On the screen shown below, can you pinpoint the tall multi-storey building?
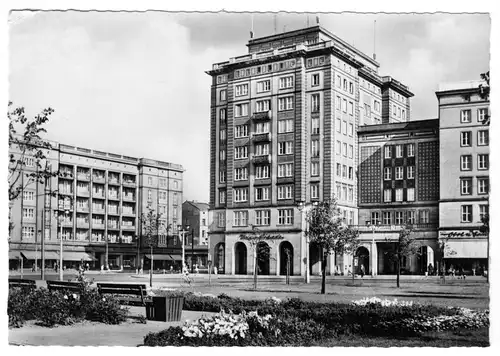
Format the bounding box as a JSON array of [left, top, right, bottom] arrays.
[[207, 25, 413, 276], [356, 119, 439, 275], [181, 201, 211, 268], [436, 81, 489, 272], [8, 140, 184, 271]]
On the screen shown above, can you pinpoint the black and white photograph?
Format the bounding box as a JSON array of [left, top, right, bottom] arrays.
[[4, 2, 494, 348]]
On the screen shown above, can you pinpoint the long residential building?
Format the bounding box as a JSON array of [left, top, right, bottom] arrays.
[[206, 25, 489, 276], [9, 140, 185, 271]]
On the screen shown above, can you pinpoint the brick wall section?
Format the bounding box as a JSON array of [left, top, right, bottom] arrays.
[[417, 140, 439, 201], [294, 58, 307, 202], [359, 146, 382, 204], [322, 64, 333, 198]]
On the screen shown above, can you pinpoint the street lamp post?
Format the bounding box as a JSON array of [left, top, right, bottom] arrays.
[[366, 220, 380, 277], [191, 228, 195, 273], [177, 225, 187, 273], [298, 201, 317, 284]]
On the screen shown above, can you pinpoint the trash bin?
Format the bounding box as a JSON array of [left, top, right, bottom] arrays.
[[146, 296, 184, 322]]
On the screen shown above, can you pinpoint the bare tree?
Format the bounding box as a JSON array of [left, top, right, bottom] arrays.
[[141, 207, 165, 287], [385, 225, 419, 288]]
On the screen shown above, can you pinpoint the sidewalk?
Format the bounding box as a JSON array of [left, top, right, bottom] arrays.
[[8, 310, 215, 346]]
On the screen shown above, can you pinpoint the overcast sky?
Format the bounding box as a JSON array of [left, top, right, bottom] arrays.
[[9, 11, 490, 202]]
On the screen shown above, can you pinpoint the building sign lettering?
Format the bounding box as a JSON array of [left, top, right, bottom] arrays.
[[440, 230, 486, 238]]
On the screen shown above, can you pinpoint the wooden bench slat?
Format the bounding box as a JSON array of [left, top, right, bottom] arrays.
[[96, 283, 149, 307], [98, 288, 145, 296]]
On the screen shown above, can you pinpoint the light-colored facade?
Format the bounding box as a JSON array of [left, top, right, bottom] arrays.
[[9, 140, 184, 271], [206, 25, 413, 276], [181, 201, 211, 268], [437, 81, 489, 271]]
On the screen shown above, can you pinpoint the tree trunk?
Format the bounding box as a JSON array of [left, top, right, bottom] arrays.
[[442, 259, 446, 284], [254, 249, 258, 290], [396, 257, 400, 288], [321, 252, 328, 294], [149, 245, 153, 288]]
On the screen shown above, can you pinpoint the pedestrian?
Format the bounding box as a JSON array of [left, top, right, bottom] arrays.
[[460, 266, 466, 279], [360, 264, 365, 278], [100, 264, 104, 274], [86, 263, 89, 271], [213, 266, 218, 275], [472, 267, 476, 276], [170, 265, 173, 274], [428, 263, 434, 276]]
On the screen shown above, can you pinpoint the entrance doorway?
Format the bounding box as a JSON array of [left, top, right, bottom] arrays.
[[257, 241, 270, 275], [355, 247, 369, 274], [279, 241, 294, 276], [235, 242, 248, 275]]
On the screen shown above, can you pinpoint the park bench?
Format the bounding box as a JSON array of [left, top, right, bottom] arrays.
[[96, 283, 151, 307], [46, 280, 85, 293], [9, 278, 36, 290]]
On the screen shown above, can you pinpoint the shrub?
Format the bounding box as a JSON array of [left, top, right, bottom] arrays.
[[8, 287, 38, 328]]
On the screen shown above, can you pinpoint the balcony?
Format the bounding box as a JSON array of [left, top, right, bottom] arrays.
[[77, 173, 90, 181], [108, 194, 120, 201], [120, 236, 134, 244], [107, 224, 119, 230], [59, 172, 74, 179], [251, 111, 272, 121], [61, 221, 73, 228], [76, 190, 90, 197], [252, 154, 271, 165], [92, 223, 105, 229], [122, 180, 136, 187], [76, 206, 89, 213], [108, 178, 120, 186], [121, 224, 136, 231], [93, 175, 105, 183], [351, 223, 438, 232], [92, 191, 105, 199], [92, 207, 105, 214], [107, 209, 119, 215], [122, 210, 136, 217], [122, 194, 136, 202], [252, 133, 271, 143], [59, 190, 73, 196], [76, 221, 89, 228]]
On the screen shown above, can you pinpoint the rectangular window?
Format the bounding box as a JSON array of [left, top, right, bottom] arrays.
[[392, 104, 396, 117], [255, 165, 270, 179], [461, 109, 471, 123], [371, 212, 380, 225], [255, 187, 270, 201], [24, 157, 34, 167], [461, 155, 472, 171], [219, 129, 226, 141], [278, 141, 293, 155], [407, 143, 415, 157], [383, 212, 392, 225], [233, 211, 248, 226], [342, 186, 348, 201], [336, 184, 341, 200], [278, 209, 294, 225], [396, 145, 403, 158], [385, 146, 392, 159], [256, 80, 271, 93], [461, 205, 472, 223], [342, 120, 347, 135], [407, 166, 415, 179], [348, 123, 353, 137], [348, 187, 353, 202], [348, 145, 353, 159], [460, 178, 472, 195], [395, 211, 404, 225], [342, 143, 347, 157], [256, 100, 271, 113], [478, 154, 489, 170], [311, 94, 320, 112], [311, 162, 319, 176], [336, 140, 341, 155], [278, 186, 293, 200], [255, 210, 271, 226], [22, 226, 35, 239], [384, 167, 392, 180], [420, 210, 430, 224], [219, 150, 226, 161], [407, 211, 416, 224], [348, 102, 354, 115], [460, 131, 472, 146], [234, 167, 248, 181], [349, 82, 354, 94], [255, 122, 270, 134], [278, 119, 294, 133], [397, 107, 401, 118], [395, 188, 403, 202], [336, 163, 341, 177], [234, 188, 248, 202], [478, 177, 489, 194], [478, 108, 488, 123], [219, 190, 226, 204], [220, 90, 227, 101], [348, 167, 353, 180], [234, 146, 248, 159], [278, 163, 293, 177], [384, 189, 392, 202], [312, 140, 320, 157], [336, 75, 341, 88], [278, 96, 294, 111], [23, 208, 34, 219], [312, 73, 320, 86], [235, 84, 248, 97], [336, 96, 341, 111], [478, 130, 489, 146], [279, 76, 293, 89], [343, 79, 348, 91], [407, 188, 415, 202], [235, 103, 249, 117], [235, 125, 249, 138], [255, 143, 269, 156], [312, 118, 320, 134], [23, 190, 34, 201], [311, 184, 319, 199], [395, 166, 403, 180], [219, 108, 226, 124], [374, 101, 381, 113], [336, 118, 341, 133], [342, 99, 347, 112], [479, 205, 489, 221]]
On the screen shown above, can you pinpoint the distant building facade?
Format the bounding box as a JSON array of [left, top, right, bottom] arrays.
[[182, 200, 211, 268], [8, 141, 184, 271]]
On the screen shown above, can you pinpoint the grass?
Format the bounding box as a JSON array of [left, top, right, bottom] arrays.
[[311, 328, 489, 347]]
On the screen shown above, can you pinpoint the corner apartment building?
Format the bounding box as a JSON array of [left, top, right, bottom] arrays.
[[437, 81, 489, 272], [356, 119, 439, 275], [206, 25, 413, 276], [9, 140, 184, 271]]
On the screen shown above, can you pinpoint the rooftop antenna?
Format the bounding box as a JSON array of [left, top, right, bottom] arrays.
[[373, 19, 377, 60], [250, 13, 254, 39]]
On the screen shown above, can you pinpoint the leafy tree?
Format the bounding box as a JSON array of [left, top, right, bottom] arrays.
[[437, 238, 456, 285], [240, 226, 283, 290], [479, 213, 490, 283], [8, 102, 57, 202], [385, 225, 419, 288], [141, 207, 165, 287], [478, 71, 490, 124], [305, 198, 360, 294]]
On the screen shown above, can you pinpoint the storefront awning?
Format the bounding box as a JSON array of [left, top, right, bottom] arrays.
[[9, 251, 21, 260], [444, 240, 487, 259], [21, 251, 60, 260], [145, 254, 182, 261], [61, 252, 96, 261]]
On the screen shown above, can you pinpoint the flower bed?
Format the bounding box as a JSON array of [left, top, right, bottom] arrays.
[[143, 293, 489, 346], [8, 286, 128, 328]]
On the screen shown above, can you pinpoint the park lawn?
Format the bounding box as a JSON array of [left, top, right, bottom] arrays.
[[312, 328, 489, 347]]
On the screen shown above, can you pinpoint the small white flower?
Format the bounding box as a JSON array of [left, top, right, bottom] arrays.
[[72, 294, 77, 299], [63, 295, 68, 300]]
